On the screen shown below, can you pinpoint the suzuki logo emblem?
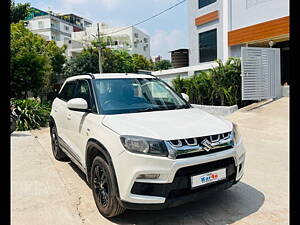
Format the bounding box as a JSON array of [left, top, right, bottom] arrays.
[[201, 139, 213, 152]]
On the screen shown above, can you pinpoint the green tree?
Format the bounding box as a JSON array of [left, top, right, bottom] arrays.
[[63, 46, 154, 77], [113, 50, 135, 73], [131, 54, 153, 72], [153, 59, 172, 71], [42, 41, 67, 100], [45, 41, 67, 77], [10, 1, 30, 23], [11, 22, 66, 99], [11, 22, 51, 98], [63, 47, 99, 77]]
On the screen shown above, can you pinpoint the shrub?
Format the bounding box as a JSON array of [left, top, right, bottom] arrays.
[[11, 98, 51, 131], [172, 57, 246, 107]]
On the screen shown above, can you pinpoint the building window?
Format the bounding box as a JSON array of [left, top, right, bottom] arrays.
[[199, 29, 217, 63], [198, 0, 217, 9], [38, 21, 44, 29], [65, 25, 69, 31]]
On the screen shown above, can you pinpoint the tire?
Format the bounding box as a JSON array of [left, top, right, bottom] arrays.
[[91, 156, 125, 218], [50, 126, 68, 161], [10, 115, 16, 134]]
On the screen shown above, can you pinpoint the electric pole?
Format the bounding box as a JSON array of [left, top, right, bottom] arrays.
[[97, 23, 103, 73]]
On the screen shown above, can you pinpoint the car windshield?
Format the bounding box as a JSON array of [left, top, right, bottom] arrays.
[[93, 78, 190, 115]]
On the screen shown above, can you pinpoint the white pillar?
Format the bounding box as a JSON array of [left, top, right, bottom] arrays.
[[222, 0, 229, 62]]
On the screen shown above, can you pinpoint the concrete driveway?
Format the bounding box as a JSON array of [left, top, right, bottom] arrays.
[[11, 97, 289, 225]]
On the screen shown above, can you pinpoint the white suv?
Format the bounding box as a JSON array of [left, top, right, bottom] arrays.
[[50, 73, 245, 217]]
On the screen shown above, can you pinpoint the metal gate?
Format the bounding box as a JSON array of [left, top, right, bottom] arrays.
[[241, 47, 281, 100]]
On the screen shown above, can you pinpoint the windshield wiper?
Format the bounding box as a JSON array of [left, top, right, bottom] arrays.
[[166, 104, 190, 110], [136, 107, 160, 112], [135, 104, 190, 113], [136, 106, 171, 113], [176, 104, 190, 109]]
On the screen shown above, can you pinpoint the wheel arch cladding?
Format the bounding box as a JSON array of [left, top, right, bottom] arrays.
[[85, 139, 117, 185]]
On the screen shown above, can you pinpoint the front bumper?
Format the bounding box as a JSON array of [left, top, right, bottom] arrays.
[[120, 178, 235, 210], [113, 140, 245, 208]]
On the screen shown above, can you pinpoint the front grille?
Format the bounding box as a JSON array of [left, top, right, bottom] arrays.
[[167, 132, 233, 159], [176, 146, 232, 159], [131, 157, 236, 198], [169, 132, 232, 147]]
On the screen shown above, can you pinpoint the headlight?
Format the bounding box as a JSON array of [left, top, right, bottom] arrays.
[[232, 122, 241, 145], [120, 135, 168, 157]]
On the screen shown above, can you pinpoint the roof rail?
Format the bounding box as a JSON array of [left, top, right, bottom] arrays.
[[83, 73, 95, 79], [137, 70, 157, 78], [137, 70, 152, 75], [71, 73, 95, 79]]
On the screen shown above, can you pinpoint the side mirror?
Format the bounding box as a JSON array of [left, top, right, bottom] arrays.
[[181, 93, 189, 102], [67, 98, 88, 111]]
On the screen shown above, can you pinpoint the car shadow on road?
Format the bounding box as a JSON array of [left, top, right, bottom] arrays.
[[110, 182, 265, 225], [68, 161, 91, 188]]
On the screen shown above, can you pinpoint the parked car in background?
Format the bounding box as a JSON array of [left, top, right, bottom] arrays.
[[49, 73, 246, 217]]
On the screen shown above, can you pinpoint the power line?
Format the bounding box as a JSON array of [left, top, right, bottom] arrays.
[[101, 0, 186, 37]]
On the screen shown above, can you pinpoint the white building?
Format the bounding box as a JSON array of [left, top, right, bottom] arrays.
[[72, 23, 151, 58], [25, 7, 92, 43], [26, 14, 73, 42], [25, 8, 151, 59], [154, 0, 289, 89]]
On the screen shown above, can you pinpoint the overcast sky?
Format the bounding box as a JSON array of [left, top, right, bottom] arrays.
[[15, 0, 188, 59]]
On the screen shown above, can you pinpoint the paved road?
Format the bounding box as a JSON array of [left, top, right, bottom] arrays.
[[11, 97, 289, 225]]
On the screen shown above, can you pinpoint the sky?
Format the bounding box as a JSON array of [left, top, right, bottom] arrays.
[[15, 0, 188, 60]]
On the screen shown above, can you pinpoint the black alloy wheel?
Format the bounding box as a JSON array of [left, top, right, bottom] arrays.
[[50, 126, 67, 160], [91, 156, 125, 217], [93, 165, 110, 208]]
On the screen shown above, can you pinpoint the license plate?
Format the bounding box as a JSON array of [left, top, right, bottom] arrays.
[[191, 168, 226, 188]]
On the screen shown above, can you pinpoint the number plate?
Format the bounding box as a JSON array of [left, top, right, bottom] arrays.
[[191, 168, 226, 188]]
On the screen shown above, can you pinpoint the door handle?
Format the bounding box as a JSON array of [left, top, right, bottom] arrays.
[[67, 114, 71, 120]]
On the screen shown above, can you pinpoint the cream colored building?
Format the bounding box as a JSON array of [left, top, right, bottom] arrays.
[[72, 23, 151, 58]]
